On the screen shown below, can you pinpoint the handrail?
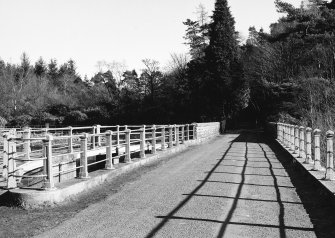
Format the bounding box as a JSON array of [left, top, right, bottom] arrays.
[[0, 123, 198, 190], [274, 122, 334, 180]]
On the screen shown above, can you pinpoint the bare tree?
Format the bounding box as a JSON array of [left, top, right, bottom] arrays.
[[141, 59, 163, 102], [165, 53, 190, 78], [95, 60, 127, 83]]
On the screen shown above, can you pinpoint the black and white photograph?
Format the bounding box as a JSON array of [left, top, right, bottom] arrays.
[[1, 0, 335, 237]]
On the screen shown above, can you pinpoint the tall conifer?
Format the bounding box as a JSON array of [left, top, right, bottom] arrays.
[[206, 0, 239, 118]]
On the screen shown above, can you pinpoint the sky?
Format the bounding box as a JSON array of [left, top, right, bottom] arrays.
[[0, 0, 304, 78]]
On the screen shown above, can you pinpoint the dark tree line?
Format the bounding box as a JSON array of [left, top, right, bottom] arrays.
[[242, 0, 335, 131], [0, 0, 247, 127], [2, 0, 330, 129]]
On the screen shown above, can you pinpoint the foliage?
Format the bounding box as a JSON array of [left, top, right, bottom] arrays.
[[242, 0, 335, 129], [0, 1, 253, 127]]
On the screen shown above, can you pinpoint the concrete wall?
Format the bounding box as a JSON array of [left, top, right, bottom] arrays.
[[196, 122, 221, 141]]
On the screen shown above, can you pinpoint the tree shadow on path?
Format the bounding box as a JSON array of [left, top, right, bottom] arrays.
[[267, 133, 335, 238], [145, 130, 334, 238]]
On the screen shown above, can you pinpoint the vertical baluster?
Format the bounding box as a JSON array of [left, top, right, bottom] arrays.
[[286, 124, 290, 148], [124, 129, 131, 163], [325, 130, 335, 180], [169, 125, 173, 148], [91, 126, 96, 150], [290, 125, 295, 151], [294, 125, 299, 154], [151, 125, 156, 154], [313, 129, 322, 171], [116, 125, 120, 155], [161, 126, 166, 151], [2, 133, 8, 180], [7, 133, 17, 189], [68, 126, 73, 153], [105, 130, 114, 170], [43, 134, 55, 190], [79, 133, 89, 179], [193, 123, 198, 139], [140, 128, 146, 158], [22, 128, 31, 161], [175, 125, 179, 145], [299, 126, 305, 159], [181, 125, 185, 144], [281, 123, 285, 144], [305, 127, 312, 164], [96, 125, 101, 147]]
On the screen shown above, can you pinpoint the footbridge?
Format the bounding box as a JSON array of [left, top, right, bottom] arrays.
[[2, 122, 335, 237]]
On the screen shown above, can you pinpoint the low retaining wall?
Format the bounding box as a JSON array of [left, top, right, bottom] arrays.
[[196, 122, 221, 141]]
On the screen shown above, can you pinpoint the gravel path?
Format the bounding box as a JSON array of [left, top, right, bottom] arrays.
[[35, 131, 316, 238]]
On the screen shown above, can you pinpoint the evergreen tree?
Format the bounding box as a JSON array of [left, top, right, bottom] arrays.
[[47, 59, 59, 81], [205, 0, 240, 119], [34, 57, 47, 78], [20, 52, 31, 78]]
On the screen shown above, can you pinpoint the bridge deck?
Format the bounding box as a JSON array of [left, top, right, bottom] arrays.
[[34, 131, 318, 238]]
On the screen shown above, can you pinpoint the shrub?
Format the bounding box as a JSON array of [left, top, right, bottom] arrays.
[[9, 115, 33, 127], [63, 110, 88, 125]]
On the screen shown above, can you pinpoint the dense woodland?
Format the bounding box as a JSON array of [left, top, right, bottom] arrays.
[[1, 0, 335, 129]]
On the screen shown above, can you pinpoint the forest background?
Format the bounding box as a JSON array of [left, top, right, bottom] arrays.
[[0, 0, 334, 132]]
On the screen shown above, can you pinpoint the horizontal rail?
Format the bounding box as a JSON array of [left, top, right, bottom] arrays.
[[1, 123, 198, 190]]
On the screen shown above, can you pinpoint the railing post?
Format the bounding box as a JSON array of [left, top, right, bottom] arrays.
[[290, 125, 295, 151], [294, 125, 299, 154], [313, 129, 322, 171], [161, 126, 166, 151], [151, 125, 156, 154], [288, 124, 291, 148], [96, 124, 101, 147], [277, 123, 281, 141], [79, 133, 89, 179], [7, 133, 17, 189], [305, 127, 312, 164], [116, 125, 120, 155], [169, 125, 173, 148], [44, 127, 48, 137], [68, 126, 73, 153], [193, 123, 198, 139], [282, 123, 285, 143], [2, 133, 8, 180], [175, 125, 179, 145], [174, 124, 177, 144], [124, 129, 131, 163], [91, 126, 96, 149], [283, 124, 286, 144], [105, 130, 114, 170], [325, 130, 335, 180], [43, 134, 55, 190], [298, 126, 305, 159], [285, 124, 289, 148], [140, 128, 146, 158], [22, 127, 31, 161], [186, 124, 190, 141], [181, 125, 185, 144]]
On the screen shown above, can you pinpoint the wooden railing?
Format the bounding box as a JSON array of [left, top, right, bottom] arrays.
[[0, 124, 197, 190]]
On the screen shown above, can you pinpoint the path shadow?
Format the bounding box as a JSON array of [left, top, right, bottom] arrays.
[[145, 130, 320, 238], [266, 133, 335, 238]]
